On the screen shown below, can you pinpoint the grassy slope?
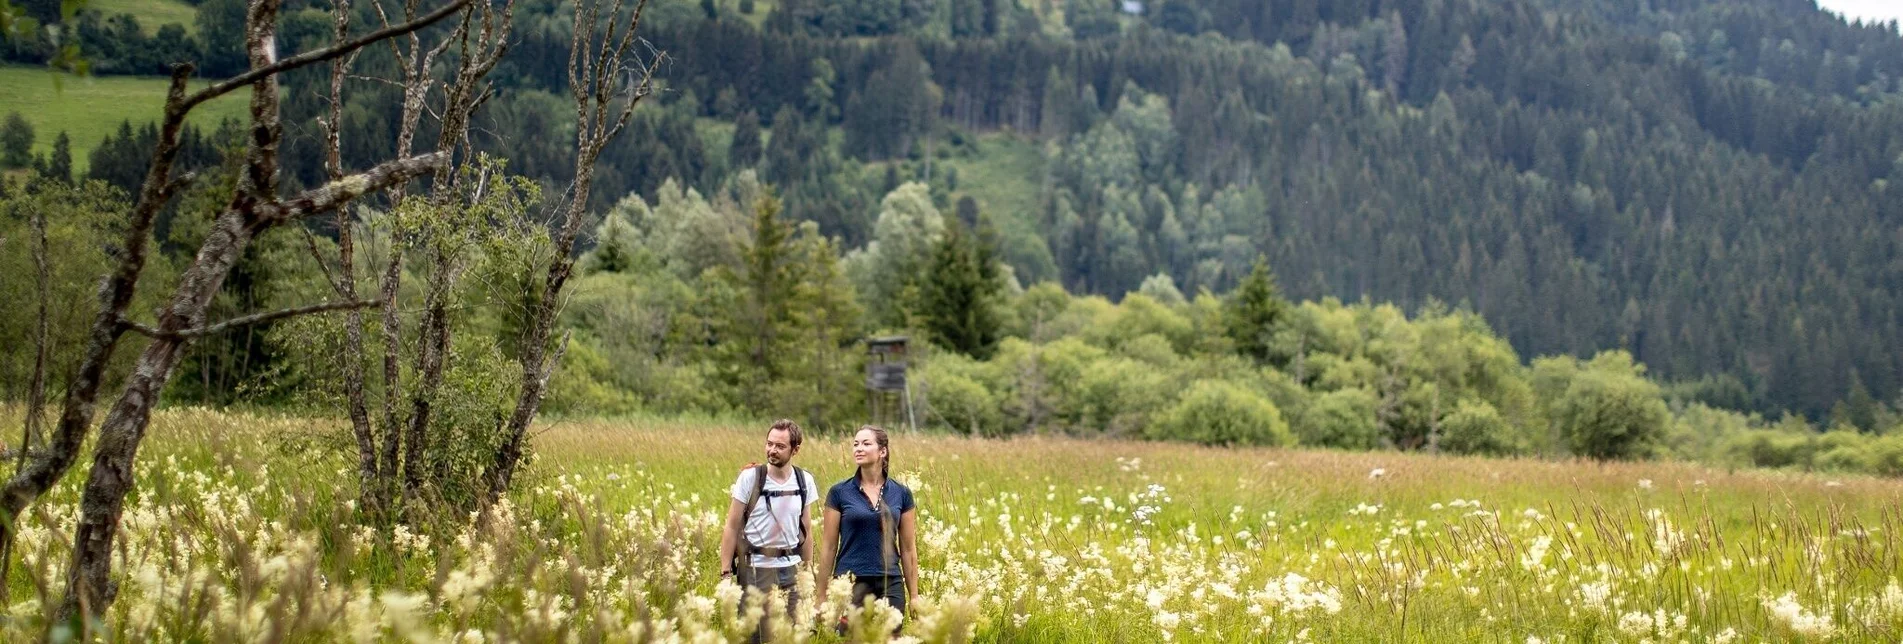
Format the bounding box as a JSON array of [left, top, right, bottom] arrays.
[[91, 0, 199, 33], [943, 131, 1046, 238], [0, 66, 251, 174]]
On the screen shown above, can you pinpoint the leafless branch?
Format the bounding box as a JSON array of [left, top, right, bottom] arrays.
[[181, 0, 472, 114]]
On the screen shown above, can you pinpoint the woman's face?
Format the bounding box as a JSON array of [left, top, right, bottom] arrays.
[[851, 429, 884, 467]]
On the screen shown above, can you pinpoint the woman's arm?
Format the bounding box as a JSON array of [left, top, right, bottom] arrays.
[[899, 508, 919, 612], [817, 507, 842, 600]]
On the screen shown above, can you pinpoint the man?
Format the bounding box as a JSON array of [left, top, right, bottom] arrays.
[[718, 418, 820, 641]]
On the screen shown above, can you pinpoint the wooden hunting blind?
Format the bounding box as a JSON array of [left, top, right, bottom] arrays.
[[865, 336, 916, 432]]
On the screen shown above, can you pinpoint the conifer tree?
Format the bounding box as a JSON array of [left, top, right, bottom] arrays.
[[922, 214, 1002, 359], [1224, 256, 1288, 365]]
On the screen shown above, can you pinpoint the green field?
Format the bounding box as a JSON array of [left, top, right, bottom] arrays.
[[2, 407, 1900, 641], [0, 66, 251, 175], [91, 0, 199, 33]]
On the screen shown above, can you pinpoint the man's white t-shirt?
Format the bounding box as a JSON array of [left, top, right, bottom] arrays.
[[729, 466, 821, 569]]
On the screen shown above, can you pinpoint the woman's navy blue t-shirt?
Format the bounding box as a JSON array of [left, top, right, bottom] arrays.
[[826, 477, 915, 577]]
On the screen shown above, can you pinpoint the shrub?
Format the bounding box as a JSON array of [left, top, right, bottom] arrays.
[[1555, 366, 1670, 460], [1300, 387, 1381, 449], [922, 368, 1004, 436], [1076, 357, 1175, 436], [1439, 399, 1523, 456], [1148, 380, 1293, 447]]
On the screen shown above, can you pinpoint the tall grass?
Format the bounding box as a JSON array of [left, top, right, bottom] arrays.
[[1, 407, 1900, 641]]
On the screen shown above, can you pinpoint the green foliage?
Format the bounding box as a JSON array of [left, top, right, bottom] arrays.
[[728, 110, 763, 169], [0, 177, 162, 400], [920, 353, 1002, 436], [1223, 257, 1287, 366], [0, 110, 30, 167], [1551, 352, 1672, 460], [1148, 380, 1293, 447], [846, 181, 943, 328], [1300, 387, 1380, 449], [44, 130, 70, 183], [842, 42, 940, 160], [1439, 399, 1521, 456], [1137, 272, 1184, 305], [921, 215, 1003, 359]]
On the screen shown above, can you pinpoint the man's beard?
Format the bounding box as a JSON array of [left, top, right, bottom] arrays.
[[766, 454, 788, 467]]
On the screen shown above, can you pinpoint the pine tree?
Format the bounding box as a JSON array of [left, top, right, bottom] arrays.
[[0, 112, 32, 169], [922, 215, 1002, 359], [1223, 256, 1288, 365], [729, 110, 763, 169], [47, 131, 72, 184], [712, 194, 804, 406]]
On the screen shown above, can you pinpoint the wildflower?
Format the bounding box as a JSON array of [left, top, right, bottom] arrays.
[[1764, 592, 1835, 637], [1637, 479, 1653, 490], [1368, 468, 1387, 479]]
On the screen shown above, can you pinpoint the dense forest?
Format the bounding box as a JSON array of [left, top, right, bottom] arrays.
[[3, 0, 1903, 454]]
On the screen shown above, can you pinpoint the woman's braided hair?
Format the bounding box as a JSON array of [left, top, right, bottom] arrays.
[[855, 425, 897, 576]]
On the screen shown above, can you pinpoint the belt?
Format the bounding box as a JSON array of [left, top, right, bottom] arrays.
[[748, 545, 798, 558]]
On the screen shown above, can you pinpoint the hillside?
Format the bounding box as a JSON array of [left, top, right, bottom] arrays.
[[7, 0, 1903, 421], [0, 66, 250, 174]]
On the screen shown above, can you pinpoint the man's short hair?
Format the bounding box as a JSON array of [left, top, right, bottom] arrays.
[[768, 419, 803, 449]]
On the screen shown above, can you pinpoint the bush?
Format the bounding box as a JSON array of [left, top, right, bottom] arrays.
[[1724, 430, 1815, 469], [1300, 387, 1380, 449], [1868, 436, 1903, 476], [1148, 380, 1293, 447], [1076, 357, 1175, 436], [1439, 399, 1523, 456], [921, 358, 1004, 436], [1555, 366, 1670, 460]]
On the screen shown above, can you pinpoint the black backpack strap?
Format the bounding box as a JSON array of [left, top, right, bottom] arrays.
[[737, 464, 769, 558], [793, 466, 809, 550]]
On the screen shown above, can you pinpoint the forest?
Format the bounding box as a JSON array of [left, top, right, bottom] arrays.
[[3, 0, 1903, 463]]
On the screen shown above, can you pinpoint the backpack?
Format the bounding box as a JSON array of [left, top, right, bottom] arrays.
[[737, 464, 809, 564]]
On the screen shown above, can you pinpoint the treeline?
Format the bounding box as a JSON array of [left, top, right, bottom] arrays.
[[9, 158, 1903, 477]]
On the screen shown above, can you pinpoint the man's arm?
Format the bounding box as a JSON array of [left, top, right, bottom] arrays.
[[717, 497, 748, 578]]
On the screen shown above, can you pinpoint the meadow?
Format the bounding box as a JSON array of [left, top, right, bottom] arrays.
[[0, 65, 251, 174], [1, 407, 1901, 642]]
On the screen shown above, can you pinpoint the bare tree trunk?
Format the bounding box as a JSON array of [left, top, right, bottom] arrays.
[[57, 0, 470, 618], [319, 0, 384, 523], [485, 0, 658, 508]]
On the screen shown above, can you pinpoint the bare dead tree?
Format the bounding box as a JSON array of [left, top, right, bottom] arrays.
[[34, 0, 477, 620], [485, 0, 660, 507], [398, 0, 513, 511], [312, 0, 511, 523]]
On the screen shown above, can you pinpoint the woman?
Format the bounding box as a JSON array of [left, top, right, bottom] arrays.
[[817, 425, 918, 626]]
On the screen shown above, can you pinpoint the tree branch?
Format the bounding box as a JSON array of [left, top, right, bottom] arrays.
[[180, 0, 471, 113], [261, 151, 449, 223], [120, 300, 382, 340]]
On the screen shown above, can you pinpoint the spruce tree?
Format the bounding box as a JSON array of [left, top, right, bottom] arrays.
[[729, 111, 763, 169], [922, 215, 1002, 359], [0, 112, 32, 168], [48, 131, 73, 184], [1223, 256, 1288, 365]]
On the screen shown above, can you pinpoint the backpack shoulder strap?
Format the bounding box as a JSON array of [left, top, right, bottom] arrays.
[[793, 466, 810, 546], [742, 464, 768, 523]]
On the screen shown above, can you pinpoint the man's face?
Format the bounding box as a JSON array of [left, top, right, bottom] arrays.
[[765, 428, 797, 467]]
